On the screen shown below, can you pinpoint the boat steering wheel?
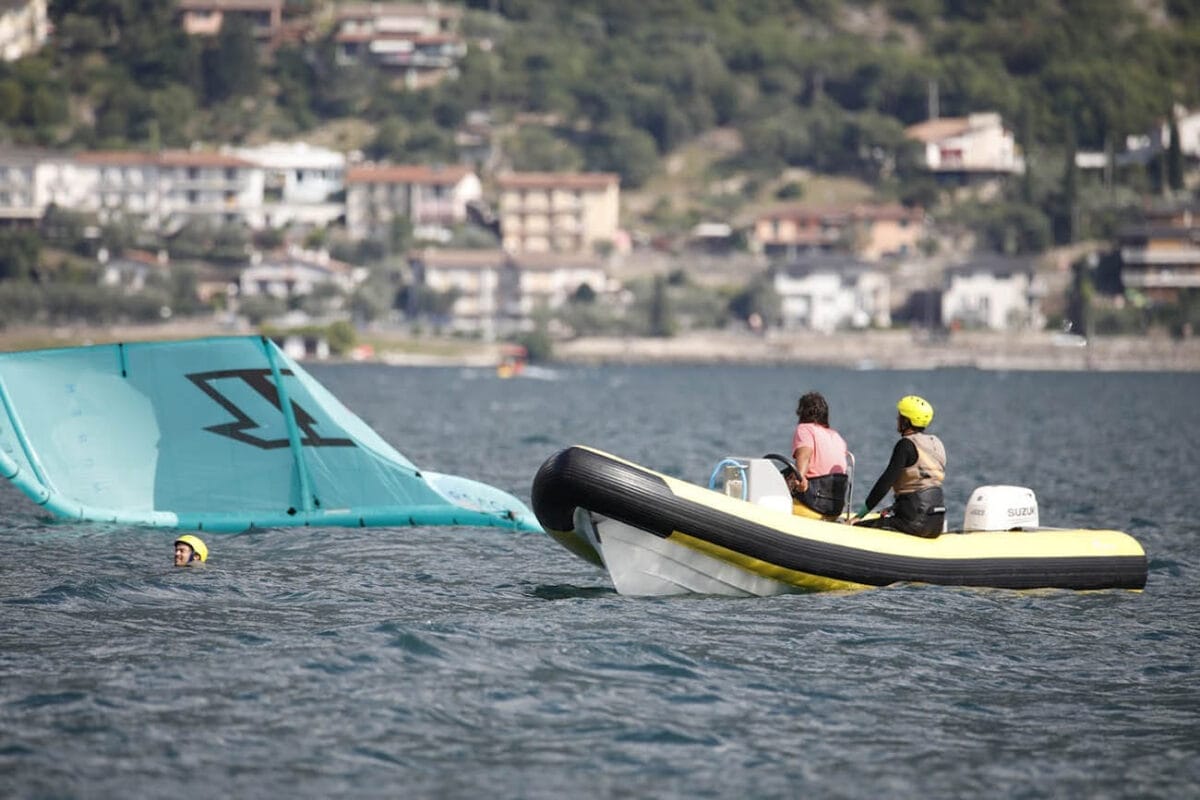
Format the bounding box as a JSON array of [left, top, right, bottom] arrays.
[[761, 453, 797, 479]]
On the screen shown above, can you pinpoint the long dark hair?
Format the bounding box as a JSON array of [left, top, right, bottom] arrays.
[[796, 392, 830, 427]]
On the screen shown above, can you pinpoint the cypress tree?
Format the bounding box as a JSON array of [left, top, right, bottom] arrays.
[[1167, 114, 1184, 193]]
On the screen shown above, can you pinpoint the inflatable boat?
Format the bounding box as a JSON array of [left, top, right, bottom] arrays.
[[530, 446, 1148, 596]]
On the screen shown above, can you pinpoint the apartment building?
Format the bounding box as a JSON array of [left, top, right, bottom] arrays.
[[407, 248, 511, 335], [496, 172, 620, 255], [506, 252, 610, 322], [334, 2, 466, 88], [91, 150, 264, 229], [753, 203, 926, 262], [0, 147, 48, 223], [1118, 205, 1200, 303], [344, 163, 480, 241]]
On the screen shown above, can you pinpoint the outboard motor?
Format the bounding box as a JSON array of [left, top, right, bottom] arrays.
[[709, 458, 793, 514], [963, 485, 1039, 531]]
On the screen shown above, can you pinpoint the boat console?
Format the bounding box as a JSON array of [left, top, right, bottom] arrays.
[[708, 457, 793, 513]]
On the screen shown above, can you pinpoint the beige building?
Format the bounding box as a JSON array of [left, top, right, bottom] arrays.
[[407, 248, 612, 335], [345, 163, 480, 241], [497, 172, 620, 255], [753, 204, 926, 262], [407, 248, 510, 335], [508, 252, 610, 320], [0, 0, 48, 61]]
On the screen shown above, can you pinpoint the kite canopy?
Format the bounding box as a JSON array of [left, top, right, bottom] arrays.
[[0, 336, 540, 533]]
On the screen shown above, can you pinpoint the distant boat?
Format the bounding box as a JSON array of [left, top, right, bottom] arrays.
[[497, 343, 527, 379], [0, 336, 540, 533]]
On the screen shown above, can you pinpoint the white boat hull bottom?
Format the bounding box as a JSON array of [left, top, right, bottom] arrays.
[[574, 508, 795, 597]]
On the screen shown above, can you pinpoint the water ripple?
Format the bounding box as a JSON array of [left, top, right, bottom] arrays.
[[1, 366, 1198, 799]]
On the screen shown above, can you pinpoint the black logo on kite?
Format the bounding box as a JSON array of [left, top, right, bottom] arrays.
[[188, 368, 355, 450]]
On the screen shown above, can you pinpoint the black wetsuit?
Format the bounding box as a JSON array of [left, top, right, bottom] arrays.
[[855, 437, 946, 536]]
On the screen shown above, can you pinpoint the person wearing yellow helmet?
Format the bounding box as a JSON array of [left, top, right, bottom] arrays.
[[850, 395, 947, 537], [174, 534, 208, 567]]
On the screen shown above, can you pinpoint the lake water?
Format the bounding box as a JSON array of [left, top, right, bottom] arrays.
[[2, 363, 1198, 798]]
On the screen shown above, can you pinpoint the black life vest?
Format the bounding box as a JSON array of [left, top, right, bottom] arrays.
[[793, 473, 849, 518]]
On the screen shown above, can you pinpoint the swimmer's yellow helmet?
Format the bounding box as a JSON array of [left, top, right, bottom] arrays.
[[175, 534, 208, 563], [897, 395, 934, 428]]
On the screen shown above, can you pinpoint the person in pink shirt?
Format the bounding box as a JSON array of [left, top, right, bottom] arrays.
[[787, 391, 850, 518]]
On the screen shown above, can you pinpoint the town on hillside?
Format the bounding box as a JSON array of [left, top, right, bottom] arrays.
[[1, 1, 1199, 361]]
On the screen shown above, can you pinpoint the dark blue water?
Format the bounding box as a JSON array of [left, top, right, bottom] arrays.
[[2, 364, 1198, 798]]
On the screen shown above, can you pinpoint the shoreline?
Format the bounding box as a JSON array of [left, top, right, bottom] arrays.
[[549, 330, 1200, 372], [2, 323, 1198, 372]]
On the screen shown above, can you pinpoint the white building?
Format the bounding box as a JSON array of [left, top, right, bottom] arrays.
[[905, 112, 1025, 175], [345, 163, 481, 241], [0, 0, 48, 61], [0, 147, 44, 223], [235, 142, 346, 229], [240, 246, 365, 300], [941, 257, 1045, 331], [2, 145, 270, 231], [55, 149, 265, 230], [1118, 104, 1200, 167], [99, 249, 170, 292], [773, 256, 891, 333]]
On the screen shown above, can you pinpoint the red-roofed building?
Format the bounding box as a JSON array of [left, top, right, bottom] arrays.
[[57, 148, 263, 229]]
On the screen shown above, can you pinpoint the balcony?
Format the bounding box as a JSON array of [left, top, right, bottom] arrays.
[[1121, 247, 1200, 266], [1122, 269, 1200, 289]]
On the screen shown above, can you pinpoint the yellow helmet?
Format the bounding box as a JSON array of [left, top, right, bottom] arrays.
[[175, 534, 208, 563], [897, 395, 934, 428]]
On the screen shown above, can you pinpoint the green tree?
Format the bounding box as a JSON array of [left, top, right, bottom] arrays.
[[583, 122, 658, 189], [0, 230, 41, 281], [647, 274, 675, 337], [202, 16, 260, 104], [505, 126, 583, 172]]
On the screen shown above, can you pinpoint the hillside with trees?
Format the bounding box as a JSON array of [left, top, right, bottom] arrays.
[[2, 0, 1199, 338], [6, 2, 1197, 190]]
